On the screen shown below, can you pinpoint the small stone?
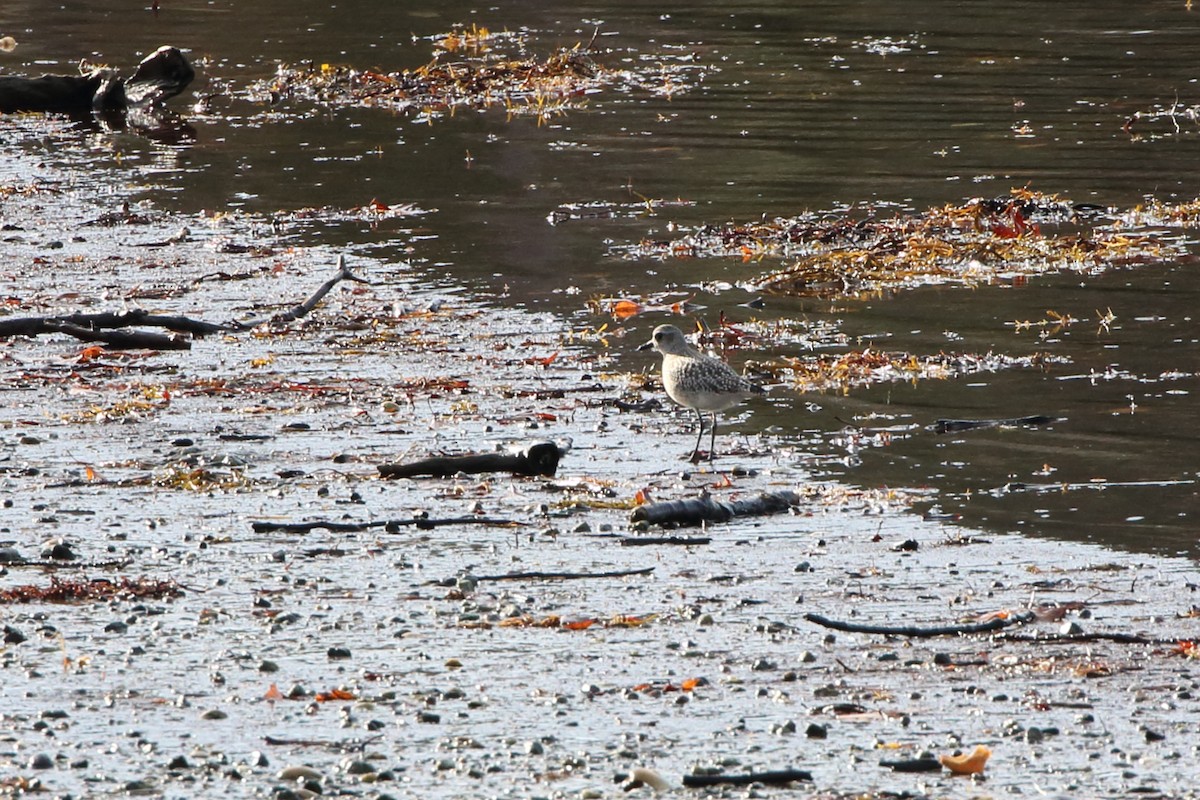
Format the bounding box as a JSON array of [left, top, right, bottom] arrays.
[[525, 740, 544, 755], [1143, 727, 1167, 742], [277, 765, 323, 782], [794, 561, 813, 572], [799, 650, 817, 663], [42, 540, 76, 560], [4, 625, 27, 644], [417, 711, 440, 724], [342, 759, 375, 775], [751, 658, 776, 671], [805, 723, 828, 739], [1025, 727, 1045, 744], [248, 750, 270, 768], [1059, 620, 1083, 635], [201, 709, 228, 720], [327, 646, 352, 660], [104, 621, 128, 634], [932, 652, 952, 666], [29, 753, 53, 770], [0, 547, 25, 563], [168, 755, 190, 770], [259, 660, 280, 673]]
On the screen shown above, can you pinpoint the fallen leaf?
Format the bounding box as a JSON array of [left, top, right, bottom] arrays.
[[939, 745, 991, 775]]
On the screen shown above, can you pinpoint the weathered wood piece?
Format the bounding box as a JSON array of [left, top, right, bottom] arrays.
[[681, 768, 813, 787], [630, 490, 800, 527], [804, 611, 1036, 638], [380, 441, 564, 479]]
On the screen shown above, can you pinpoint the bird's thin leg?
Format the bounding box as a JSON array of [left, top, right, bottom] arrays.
[[708, 413, 718, 461], [690, 408, 705, 462]]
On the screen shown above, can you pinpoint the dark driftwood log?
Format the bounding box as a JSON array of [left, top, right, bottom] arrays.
[[630, 490, 800, 527], [0, 46, 193, 113], [380, 441, 563, 479], [429, 567, 654, 586], [0, 319, 192, 350], [933, 414, 1060, 434], [880, 757, 943, 773], [619, 536, 711, 547], [804, 611, 1036, 638], [251, 517, 519, 534], [682, 769, 813, 787]]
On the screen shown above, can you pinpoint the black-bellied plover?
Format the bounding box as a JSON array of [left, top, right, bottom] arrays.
[[638, 323, 765, 462]]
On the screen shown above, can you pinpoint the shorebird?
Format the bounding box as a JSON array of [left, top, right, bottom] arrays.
[[638, 323, 765, 462]]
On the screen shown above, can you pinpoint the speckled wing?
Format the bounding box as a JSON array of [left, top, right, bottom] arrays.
[[662, 354, 764, 411]]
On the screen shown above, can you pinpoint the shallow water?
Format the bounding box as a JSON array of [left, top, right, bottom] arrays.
[[4, 0, 1195, 557]]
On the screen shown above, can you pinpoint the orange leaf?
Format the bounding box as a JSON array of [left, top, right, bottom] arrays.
[[537, 351, 559, 367], [85, 465, 96, 481], [939, 745, 991, 775], [315, 688, 356, 702], [681, 677, 702, 691], [78, 346, 104, 361], [562, 618, 597, 630], [612, 299, 642, 319], [264, 683, 283, 701]]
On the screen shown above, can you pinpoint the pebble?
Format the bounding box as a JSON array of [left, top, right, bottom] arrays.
[[201, 709, 228, 720], [41, 539, 76, 560], [805, 723, 828, 739], [29, 753, 53, 769], [342, 758, 376, 775], [327, 646, 352, 660], [525, 740, 544, 755], [1060, 620, 1083, 635], [259, 660, 280, 673], [0, 547, 26, 563], [4, 625, 27, 644], [277, 765, 323, 782], [168, 755, 190, 770]]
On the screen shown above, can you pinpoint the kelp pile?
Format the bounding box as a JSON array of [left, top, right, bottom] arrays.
[[624, 189, 1188, 299], [0, 577, 182, 604], [253, 26, 706, 123]]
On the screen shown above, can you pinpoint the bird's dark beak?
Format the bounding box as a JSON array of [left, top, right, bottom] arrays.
[[636, 340, 653, 352]]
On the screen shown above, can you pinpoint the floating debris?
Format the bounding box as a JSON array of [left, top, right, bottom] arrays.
[[251, 30, 708, 123], [620, 189, 1186, 299], [749, 348, 1066, 394]]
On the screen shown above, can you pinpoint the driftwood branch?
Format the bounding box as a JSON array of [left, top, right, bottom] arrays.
[[234, 254, 370, 328], [619, 536, 711, 547], [0, 256, 367, 350], [993, 631, 1175, 646], [379, 441, 564, 479], [681, 769, 813, 787], [251, 516, 520, 534], [630, 490, 800, 527], [429, 567, 654, 586], [805, 611, 1036, 637]]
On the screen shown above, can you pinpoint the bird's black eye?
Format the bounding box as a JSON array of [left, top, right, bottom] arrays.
[[654, 332, 663, 340]]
